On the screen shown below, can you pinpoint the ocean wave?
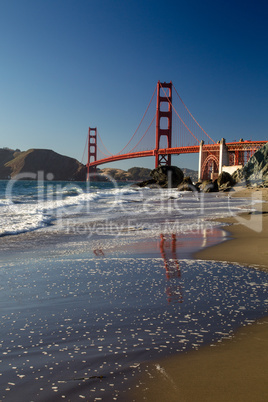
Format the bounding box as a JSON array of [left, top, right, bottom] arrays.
[[0, 183, 255, 238], [0, 209, 53, 237]]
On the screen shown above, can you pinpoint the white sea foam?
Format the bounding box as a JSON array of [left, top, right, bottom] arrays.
[[0, 181, 255, 237]]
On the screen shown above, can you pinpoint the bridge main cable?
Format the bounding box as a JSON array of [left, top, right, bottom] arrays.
[[126, 114, 156, 153], [96, 129, 113, 156], [172, 83, 216, 144], [160, 82, 201, 144], [114, 84, 157, 155]]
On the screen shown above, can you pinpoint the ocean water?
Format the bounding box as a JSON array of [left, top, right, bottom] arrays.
[[0, 179, 267, 401], [0, 179, 255, 239]]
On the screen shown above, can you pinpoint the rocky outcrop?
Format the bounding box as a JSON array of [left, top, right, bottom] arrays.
[[1, 148, 86, 181], [217, 171, 235, 187], [133, 179, 157, 188], [199, 179, 218, 193], [232, 142, 268, 186], [217, 171, 235, 192], [178, 176, 198, 192], [150, 166, 184, 188], [196, 173, 234, 193], [134, 165, 184, 188]]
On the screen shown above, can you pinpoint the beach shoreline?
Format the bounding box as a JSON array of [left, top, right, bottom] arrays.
[[129, 187, 268, 402], [195, 186, 268, 271]]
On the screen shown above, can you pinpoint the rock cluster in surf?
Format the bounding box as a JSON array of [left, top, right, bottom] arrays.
[[135, 165, 235, 192]]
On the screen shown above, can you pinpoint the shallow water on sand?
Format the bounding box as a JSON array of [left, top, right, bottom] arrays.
[[1, 181, 266, 400], [1, 251, 268, 401]]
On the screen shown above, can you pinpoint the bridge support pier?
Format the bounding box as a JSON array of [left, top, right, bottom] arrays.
[[155, 81, 172, 168], [219, 138, 228, 174], [198, 138, 242, 181], [198, 141, 204, 181], [86, 127, 97, 180], [198, 141, 220, 181]]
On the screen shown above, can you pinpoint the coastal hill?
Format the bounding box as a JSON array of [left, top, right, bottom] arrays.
[[0, 148, 22, 179], [99, 167, 152, 181], [0, 148, 86, 181]]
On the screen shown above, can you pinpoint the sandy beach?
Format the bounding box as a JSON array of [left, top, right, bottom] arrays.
[[196, 187, 268, 270], [130, 187, 268, 402]]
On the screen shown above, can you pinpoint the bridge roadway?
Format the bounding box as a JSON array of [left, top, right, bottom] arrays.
[[88, 141, 267, 169]]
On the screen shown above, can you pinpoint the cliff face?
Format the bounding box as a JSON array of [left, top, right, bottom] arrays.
[[0, 148, 86, 181], [0, 148, 21, 179], [232, 142, 268, 186]]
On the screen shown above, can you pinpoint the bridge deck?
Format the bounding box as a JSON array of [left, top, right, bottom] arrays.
[[88, 141, 267, 168]]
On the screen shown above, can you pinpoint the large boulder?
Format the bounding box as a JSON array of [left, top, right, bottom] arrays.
[[232, 142, 268, 185], [218, 182, 234, 192], [194, 181, 203, 191], [217, 171, 235, 191], [199, 179, 218, 193], [133, 178, 157, 188], [178, 176, 198, 192], [150, 165, 184, 188], [217, 171, 235, 187]]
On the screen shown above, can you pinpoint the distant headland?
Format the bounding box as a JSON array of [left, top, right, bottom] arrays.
[[0, 148, 86, 181]]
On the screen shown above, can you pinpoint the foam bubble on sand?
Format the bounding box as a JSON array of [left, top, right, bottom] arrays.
[[155, 364, 177, 389]]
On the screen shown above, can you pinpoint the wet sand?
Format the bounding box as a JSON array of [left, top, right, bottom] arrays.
[[195, 186, 268, 270], [130, 187, 268, 402]]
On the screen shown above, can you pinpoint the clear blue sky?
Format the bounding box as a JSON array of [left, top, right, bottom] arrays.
[[0, 0, 267, 171]]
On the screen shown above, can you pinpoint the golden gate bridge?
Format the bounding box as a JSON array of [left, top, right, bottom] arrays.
[[85, 81, 266, 181]]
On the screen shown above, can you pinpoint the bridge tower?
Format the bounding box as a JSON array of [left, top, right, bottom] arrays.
[[87, 127, 97, 179], [155, 81, 172, 168]]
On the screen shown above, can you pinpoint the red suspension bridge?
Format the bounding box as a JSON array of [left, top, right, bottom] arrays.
[[85, 81, 266, 181]]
